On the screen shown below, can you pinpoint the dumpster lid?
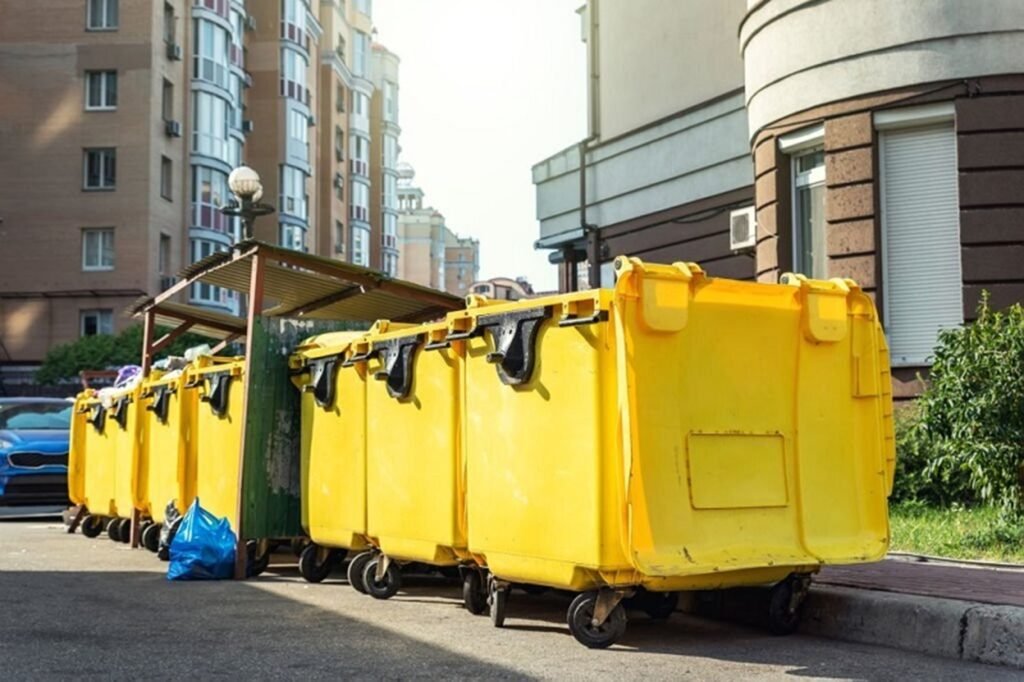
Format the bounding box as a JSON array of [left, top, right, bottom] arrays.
[[130, 240, 463, 324]]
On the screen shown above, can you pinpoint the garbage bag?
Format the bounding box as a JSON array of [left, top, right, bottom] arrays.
[[157, 500, 183, 562], [167, 499, 236, 581]]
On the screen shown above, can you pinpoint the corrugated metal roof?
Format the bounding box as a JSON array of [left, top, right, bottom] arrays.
[[131, 240, 464, 325], [146, 301, 247, 340]]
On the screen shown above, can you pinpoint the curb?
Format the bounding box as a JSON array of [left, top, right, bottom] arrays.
[[682, 584, 1024, 669]]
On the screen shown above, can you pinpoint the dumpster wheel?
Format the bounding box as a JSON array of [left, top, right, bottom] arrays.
[[141, 522, 161, 553], [363, 556, 401, 599], [567, 590, 627, 649], [299, 544, 342, 583], [246, 540, 272, 577], [80, 515, 103, 539], [462, 570, 487, 615], [347, 551, 375, 594], [767, 574, 811, 635], [488, 579, 509, 628], [107, 517, 124, 543]]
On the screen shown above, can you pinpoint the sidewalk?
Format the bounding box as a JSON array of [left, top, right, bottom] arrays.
[[688, 557, 1024, 670]]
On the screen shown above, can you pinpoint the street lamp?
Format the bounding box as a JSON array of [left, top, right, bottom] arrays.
[[221, 166, 275, 239]]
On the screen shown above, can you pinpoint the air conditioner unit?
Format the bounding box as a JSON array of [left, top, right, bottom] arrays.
[[307, 114, 315, 127], [333, 174, 343, 189], [335, 148, 344, 162], [164, 119, 182, 137], [166, 42, 182, 61], [334, 242, 345, 255], [729, 206, 757, 251], [244, 15, 256, 31], [242, 119, 254, 134]]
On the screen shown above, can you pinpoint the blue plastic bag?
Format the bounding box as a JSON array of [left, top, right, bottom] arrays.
[[167, 499, 237, 581]]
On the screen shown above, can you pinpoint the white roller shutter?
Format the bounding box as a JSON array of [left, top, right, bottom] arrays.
[[880, 123, 962, 366]]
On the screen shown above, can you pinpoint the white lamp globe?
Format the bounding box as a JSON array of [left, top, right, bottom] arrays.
[[228, 166, 262, 199]]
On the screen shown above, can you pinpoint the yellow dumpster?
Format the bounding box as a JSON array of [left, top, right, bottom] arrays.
[[454, 256, 895, 647], [135, 369, 194, 553], [359, 319, 468, 599], [69, 386, 140, 543], [289, 331, 371, 584]]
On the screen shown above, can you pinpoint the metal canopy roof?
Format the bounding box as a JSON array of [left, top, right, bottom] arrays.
[[142, 301, 247, 340], [131, 240, 463, 327]]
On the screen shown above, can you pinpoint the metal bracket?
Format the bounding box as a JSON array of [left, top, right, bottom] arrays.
[[558, 309, 608, 327], [592, 588, 630, 627], [145, 384, 173, 424], [372, 335, 423, 400], [304, 355, 341, 409], [341, 349, 372, 367], [477, 307, 551, 385], [112, 395, 131, 430], [200, 371, 232, 418], [375, 554, 393, 581]]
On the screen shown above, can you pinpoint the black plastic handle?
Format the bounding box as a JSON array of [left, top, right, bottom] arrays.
[[371, 334, 423, 399], [477, 307, 551, 386], [200, 371, 232, 418]]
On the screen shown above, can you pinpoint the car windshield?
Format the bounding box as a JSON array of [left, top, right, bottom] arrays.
[[0, 402, 72, 430]]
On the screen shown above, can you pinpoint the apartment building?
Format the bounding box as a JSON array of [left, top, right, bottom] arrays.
[[533, 0, 1024, 395], [0, 0, 402, 368], [369, 42, 400, 276]]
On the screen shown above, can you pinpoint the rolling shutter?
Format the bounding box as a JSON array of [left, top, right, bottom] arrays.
[[880, 123, 962, 366]]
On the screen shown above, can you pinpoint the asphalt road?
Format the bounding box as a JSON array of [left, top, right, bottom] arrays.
[[0, 520, 1017, 681]]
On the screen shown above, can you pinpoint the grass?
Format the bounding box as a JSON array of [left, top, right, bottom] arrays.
[[889, 503, 1024, 564]]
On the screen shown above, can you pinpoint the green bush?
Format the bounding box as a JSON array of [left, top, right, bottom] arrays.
[[894, 294, 1024, 516]]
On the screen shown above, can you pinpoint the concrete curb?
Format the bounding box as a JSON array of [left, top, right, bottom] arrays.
[[681, 584, 1024, 669]]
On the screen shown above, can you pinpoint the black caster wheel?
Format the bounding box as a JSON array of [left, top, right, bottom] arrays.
[[462, 570, 487, 615], [363, 558, 401, 600], [141, 522, 161, 553], [246, 540, 271, 577], [291, 537, 308, 557], [347, 551, 375, 594], [80, 515, 103, 538], [118, 518, 132, 544], [107, 517, 123, 542], [767, 576, 805, 635], [567, 591, 627, 649], [642, 591, 679, 620], [488, 580, 508, 628], [299, 544, 342, 583]]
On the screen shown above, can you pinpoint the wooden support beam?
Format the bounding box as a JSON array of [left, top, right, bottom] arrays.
[[211, 333, 242, 355], [140, 310, 156, 375], [150, 321, 195, 355]]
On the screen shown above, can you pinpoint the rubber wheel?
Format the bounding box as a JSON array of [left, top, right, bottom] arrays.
[[107, 517, 123, 542], [299, 544, 341, 583], [767, 578, 803, 635], [347, 551, 374, 594], [363, 558, 401, 600], [81, 515, 103, 538], [290, 538, 308, 557], [567, 592, 627, 649], [642, 591, 680, 620], [118, 518, 132, 544], [141, 522, 161, 553], [462, 570, 487, 615], [489, 581, 508, 628], [246, 540, 271, 577]]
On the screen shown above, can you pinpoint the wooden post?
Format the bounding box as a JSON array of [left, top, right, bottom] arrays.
[[233, 252, 265, 579], [130, 311, 156, 550]]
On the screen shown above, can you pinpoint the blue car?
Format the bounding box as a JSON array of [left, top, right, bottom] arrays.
[[0, 398, 72, 506]]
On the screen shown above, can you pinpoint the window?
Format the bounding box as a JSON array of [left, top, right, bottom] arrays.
[[383, 81, 397, 123], [280, 223, 307, 252], [227, 137, 243, 170], [335, 174, 344, 201], [85, 71, 117, 110], [162, 79, 173, 121], [84, 148, 116, 189], [195, 0, 229, 20], [80, 309, 113, 336], [335, 126, 344, 161], [192, 166, 229, 231], [878, 108, 962, 366], [383, 174, 397, 210], [164, 2, 176, 43], [350, 181, 369, 222], [190, 239, 230, 304], [282, 0, 307, 45], [336, 83, 346, 112], [161, 156, 172, 200], [383, 134, 398, 168], [353, 91, 369, 117], [354, 0, 372, 18], [288, 108, 308, 163], [159, 234, 171, 275], [350, 135, 368, 176], [792, 148, 826, 278], [87, 0, 118, 30], [82, 228, 114, 271], [352, 31, 369, 76], [280, 165, 307, 220], [229, 10, 244, 67], [193, 18, 229, 89], [351, 226, 368, 266], [334, 221, 345, 254], [192, 91, 228, 159], [336, 34, 346, 64], [281, 48, 308, 102]]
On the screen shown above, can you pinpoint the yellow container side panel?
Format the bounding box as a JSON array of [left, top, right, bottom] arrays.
[[138, 377, 191, 524], [186, 363, 245, 529], [67, 394, 90, 506], [463, 296, 630, 590], [300, 360, 368, 548], [79, 397, 117, 517], [365, 331, 464, 565], [109, 388, 140, 516]]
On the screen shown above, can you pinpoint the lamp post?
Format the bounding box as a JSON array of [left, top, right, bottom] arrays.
[[221, 166, 275, 240]]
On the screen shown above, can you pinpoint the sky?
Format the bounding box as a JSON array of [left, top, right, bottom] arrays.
[[372, 0, 587, 292]]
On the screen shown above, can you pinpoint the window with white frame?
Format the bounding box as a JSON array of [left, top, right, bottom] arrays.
[[195, 0, 229, 20], [193, 18, 229, 89], [779, 125, 827, 279], [85, 71, 117, 110], [288, 108, 308, 163], [351, 226, 368, 266], [280, 165, 308, 220], [352, 31, 369, 76], [227, 137, 242, 171], [82, 228, 114, 271], [192, 166, 229, 232], [192, 91, 228, 159], [383, 134, 398, 168], [87, 0, 118, 30], [350, 181, 369, 222], [353, 91, 369, 117], [383, 81, 397, 123], [349, 135, 369, 176], [229, 9, 244, 67], [228, 75, 243, 131], [281, 47, 308, 102], [190, 238, 229, 304], [282, 0, 307, 45], [877, 105, 963, 366], [383, 174, 397, 210], [161, 156, 172, 200], [80, 309, 114, 336], [280, 223, 307, 252], [84, 148, 116, 189]]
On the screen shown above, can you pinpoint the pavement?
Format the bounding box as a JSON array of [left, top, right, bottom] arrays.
[[1, 519, 1018, 680]]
